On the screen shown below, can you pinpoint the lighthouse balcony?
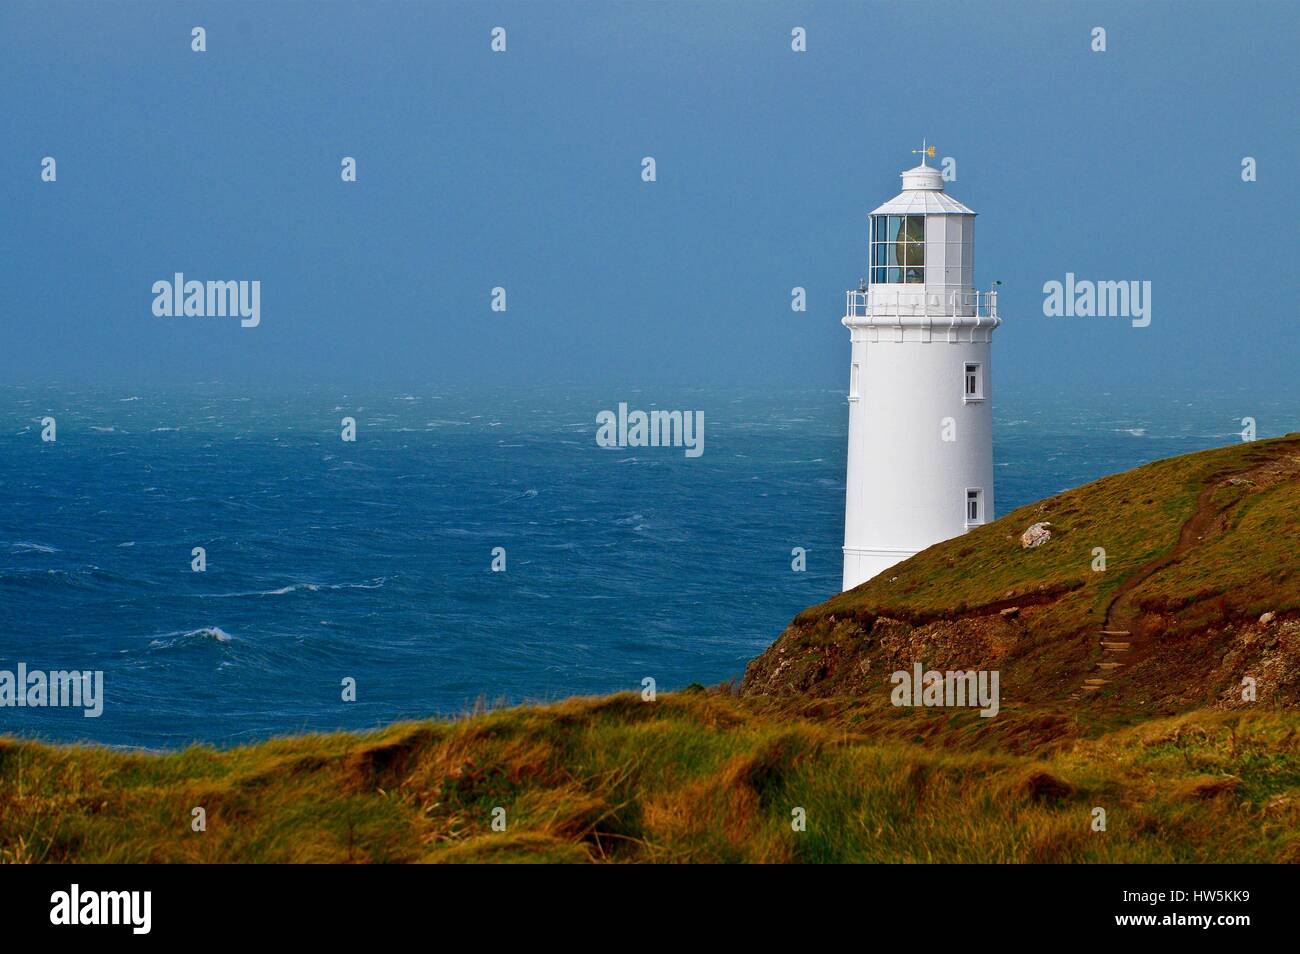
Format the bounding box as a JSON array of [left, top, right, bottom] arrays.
[[845, 287, 998, 320], [842, 287, 1000, 341]]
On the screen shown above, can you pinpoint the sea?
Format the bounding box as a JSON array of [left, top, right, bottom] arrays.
[[1, 383, 1295, 749]]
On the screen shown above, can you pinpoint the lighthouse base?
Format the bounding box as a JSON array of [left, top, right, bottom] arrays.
[[842, 545, 920, 592]]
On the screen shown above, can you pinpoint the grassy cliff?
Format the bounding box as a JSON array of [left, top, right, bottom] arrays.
[[743, 434, 1300, 710], [2, 436, 1298, 863]]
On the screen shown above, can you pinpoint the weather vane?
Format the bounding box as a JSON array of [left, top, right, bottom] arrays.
[[912, 138, 936, 166]]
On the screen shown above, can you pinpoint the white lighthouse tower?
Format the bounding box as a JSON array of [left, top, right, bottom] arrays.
[[841, 143, 1001, 591]]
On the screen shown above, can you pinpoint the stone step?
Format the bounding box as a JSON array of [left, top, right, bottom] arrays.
[[1101, 641, 1131, 651], [1097, 661, 1124, 670], [1084, 678, 1109, 686], [1099, 630, 1131, 637], [1080, 684, 1102, 693]]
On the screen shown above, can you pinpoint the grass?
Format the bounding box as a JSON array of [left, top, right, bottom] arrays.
[[816, 434, 1300, 629], [1136, 472, 1299, 626], [3, 692, 1299, 863]]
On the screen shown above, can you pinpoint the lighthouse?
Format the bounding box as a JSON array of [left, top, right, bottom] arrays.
[[841, 144, 1001, 591]]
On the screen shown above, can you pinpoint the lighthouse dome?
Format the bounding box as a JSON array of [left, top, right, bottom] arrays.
[[901, 162, 944, 191], [869, 162, 975, 216]]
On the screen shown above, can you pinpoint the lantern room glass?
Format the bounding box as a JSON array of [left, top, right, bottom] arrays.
[[870, 214, 970, 286]]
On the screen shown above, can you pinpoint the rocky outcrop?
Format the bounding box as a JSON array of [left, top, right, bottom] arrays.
[[1020, 522, 1052, 548], [741, 606, 1036, 701]]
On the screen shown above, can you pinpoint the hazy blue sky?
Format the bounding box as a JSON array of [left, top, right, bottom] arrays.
[[3, 1, 1297, 391]]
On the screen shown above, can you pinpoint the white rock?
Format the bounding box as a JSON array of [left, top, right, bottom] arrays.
[[1020, 522, 1052, 548], [1260, 611, 1276, 625]]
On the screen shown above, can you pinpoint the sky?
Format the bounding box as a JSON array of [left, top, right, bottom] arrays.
[[2, 1, 1297, 393]]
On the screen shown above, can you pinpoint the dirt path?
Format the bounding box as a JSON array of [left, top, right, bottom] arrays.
[[1070, 454, 1291, 701], [1101, 482, 1226, 635]]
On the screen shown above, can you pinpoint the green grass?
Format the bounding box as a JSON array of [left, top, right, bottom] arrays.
[[1136, 475, 1300, 626], [3, 693, 1299, 863], [816, 435, 1299, 628]]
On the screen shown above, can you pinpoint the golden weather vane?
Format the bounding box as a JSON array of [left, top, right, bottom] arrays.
[[912, 138, 937, 165]]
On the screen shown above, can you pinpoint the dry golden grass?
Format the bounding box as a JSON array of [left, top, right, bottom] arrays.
[[3, 692, 1297, 863]]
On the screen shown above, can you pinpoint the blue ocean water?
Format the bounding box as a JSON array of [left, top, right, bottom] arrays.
[[1, 384, 1295, 749]]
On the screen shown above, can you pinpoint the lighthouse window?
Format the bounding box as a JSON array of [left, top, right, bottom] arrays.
[[870, 215, 925, 284], [899, 215, 924, 282], [963, 362, 983, 400], [966, 489, 983, 525]]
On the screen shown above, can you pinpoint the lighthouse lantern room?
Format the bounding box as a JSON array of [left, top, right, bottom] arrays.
[[841, 144, 1002, 591]]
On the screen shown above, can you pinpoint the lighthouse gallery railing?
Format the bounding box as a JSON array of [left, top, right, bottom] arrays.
[[844, 288, 998, 320]]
